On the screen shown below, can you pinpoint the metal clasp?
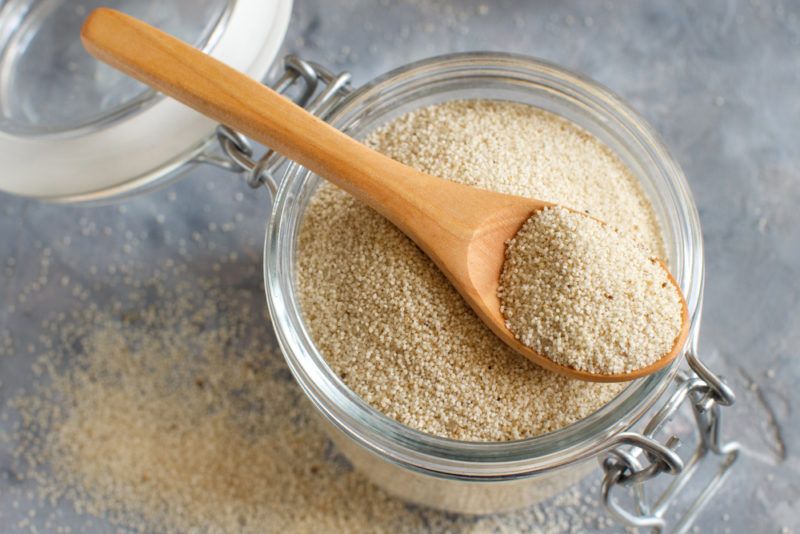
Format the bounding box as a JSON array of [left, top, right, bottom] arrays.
[[197, 55, 353, 196], [601, 351, 740, 533]]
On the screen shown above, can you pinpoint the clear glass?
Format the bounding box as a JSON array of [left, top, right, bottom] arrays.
[[265, 53, 704, 512], [0, 0, 232, 136]]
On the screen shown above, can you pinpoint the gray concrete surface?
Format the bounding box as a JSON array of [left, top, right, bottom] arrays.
[[1, 0, 798, 532]]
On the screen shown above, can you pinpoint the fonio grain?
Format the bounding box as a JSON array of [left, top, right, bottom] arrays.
[[297, 100, 666, 441], [499, 207, 683, 375]]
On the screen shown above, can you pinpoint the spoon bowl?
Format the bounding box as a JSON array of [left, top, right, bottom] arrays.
[[81, 8, 689, 382]]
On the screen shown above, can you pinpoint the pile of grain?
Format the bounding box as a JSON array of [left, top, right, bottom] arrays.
[[8, 280, 416, 532], [3, 267, 610, 533], [297, 100, 664, 441], [499, 206, 683, 375]]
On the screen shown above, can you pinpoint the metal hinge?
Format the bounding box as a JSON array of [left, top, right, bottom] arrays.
[[197, 55, 353, 196], [600, 350, 740, 533]]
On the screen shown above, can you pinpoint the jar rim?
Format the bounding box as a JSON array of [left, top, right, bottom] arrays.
[[265, 52, 704, 478]]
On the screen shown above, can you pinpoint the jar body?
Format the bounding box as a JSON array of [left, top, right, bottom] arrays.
[[265, 53, 704, 514], [322, 415, 594, 514]]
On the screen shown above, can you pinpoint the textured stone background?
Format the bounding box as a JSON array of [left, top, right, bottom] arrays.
[[1, 0, 798, 532]]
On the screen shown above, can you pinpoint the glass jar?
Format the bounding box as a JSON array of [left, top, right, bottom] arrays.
[[262, 53, 739, 526]]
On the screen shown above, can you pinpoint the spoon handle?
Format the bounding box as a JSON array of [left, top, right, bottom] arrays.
[[81, 8, 431, 216]]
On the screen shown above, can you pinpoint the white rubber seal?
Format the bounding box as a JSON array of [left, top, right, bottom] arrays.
[[0, 0, 293, 200]]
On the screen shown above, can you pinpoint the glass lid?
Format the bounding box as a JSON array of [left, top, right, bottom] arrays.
[[0, 0, 231, 136], [0, 0, 292, 201]]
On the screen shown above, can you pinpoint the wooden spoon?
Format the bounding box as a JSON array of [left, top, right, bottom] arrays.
[[81, 8, 689, 382]]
